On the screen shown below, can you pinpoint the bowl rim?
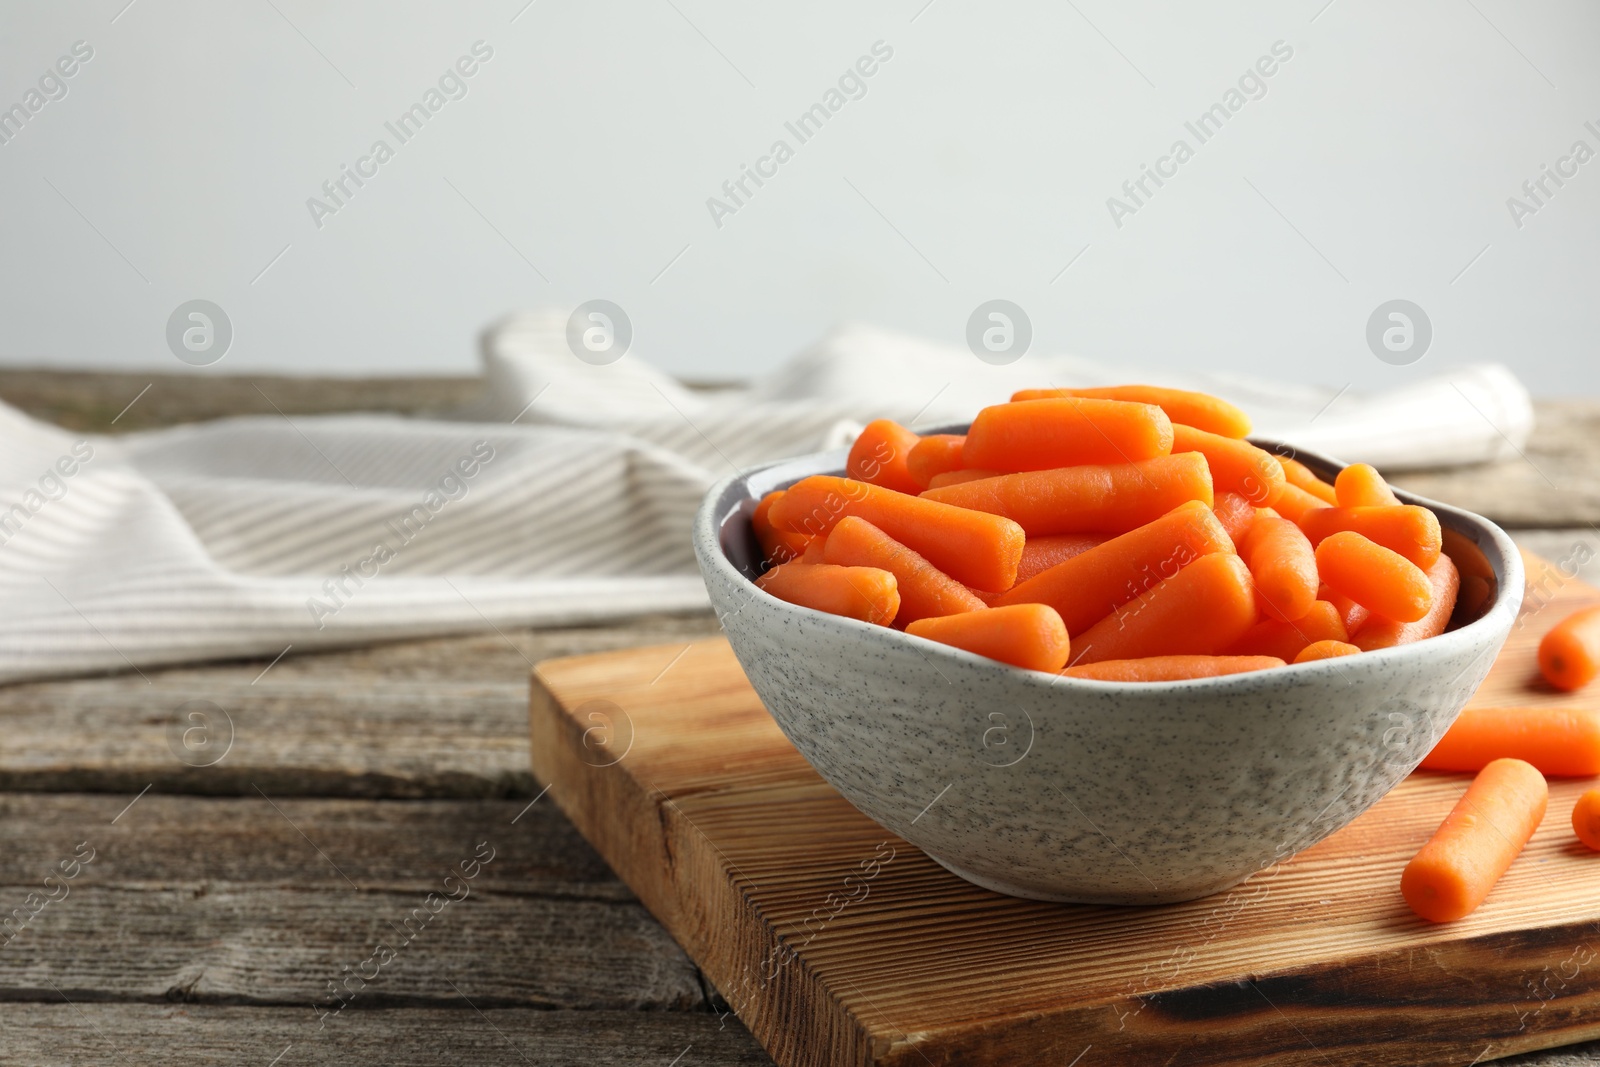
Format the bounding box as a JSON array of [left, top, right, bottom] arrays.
[[692, 428, 1525, 695]]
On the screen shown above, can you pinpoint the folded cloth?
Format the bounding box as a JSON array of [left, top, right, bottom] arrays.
[[0, 311, 1532, 683]]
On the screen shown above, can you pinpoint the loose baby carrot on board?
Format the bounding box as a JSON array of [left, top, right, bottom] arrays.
[[921, 453, 1213, 537], [1539, 606, 1600, 692], [1243, 511, 1319, 623], [994, 500, 1235, 635], [1300, 505, 1443, 570], [1014, 534, 1105, 584], [1350, 553, 1459, 651], [755, 562, 900, 626], [1010, 385, 1251, 438], [1574, 790, 1600, 851], [1335, 463, 1399, 508], [906, 433, 965, 489], [927, 468, 1000, 489], [846, 419, 922, 495], [1401, 758, 1547, 923], [1070, 553, 1258, 664], [1420, 706, 1600, 777], [906, 603, 1070, 673], [1170, 424, 1285, 506], [1316, 532, 1433, 624], [822, 516, 987, 626], [1063, 655, 1284, 682], [771, 475, 1025, 592], [1272, 483, 1332, 526], [963, 398, 1174, 471], [752, 491, 810, 566], [1212, 491, 1258, 546], [1294, 640, 1361, 663], [1280, 456, 1338, 505], [1228, 601, 1347, 662]]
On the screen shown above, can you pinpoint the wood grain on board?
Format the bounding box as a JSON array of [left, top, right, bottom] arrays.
[[531, 555, 1600, 1067]]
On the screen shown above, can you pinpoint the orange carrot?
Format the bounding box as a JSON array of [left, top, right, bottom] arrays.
[[1063, 655, 1284, 682], [1228, 601, 1347, 662], [906, 604, 1070, 673], [1335, 463, 1399, 508], [771, 475, 1024, 592], [927, 468, 999, 489], [1401, 758, 1547, 922], [1170, 424, 1284, 506], [755, 562, 900, 626], [822, 516, 987, 626], [846, 419, 922, 495], [906, 433, 965, 489], [1010, 385, 1251, 438], [1420, 706, 1600, 776], [1243, 511, 1319, 623], [1573, 790, 1600, 851], [800, 537, 827, 563], [1442, 526, 1495, 624], [921, 453, 1213, 537], [1015, 534, 1105, 584], [1294, 640, 1361, 663], [1300, 505, 1443, 570], [1212, 491, 1258, 547], [1539, 606, 1600, 692], [1273, 482, 1332, 526], [1070, 553, 1257, 664], [1320, 584, 1371, 636], [1280, 456, 1338, 504], [1350, 553, 1459, 650], [963, 398, 1173, 472], [1317, 532, 1433, 624], [752, 491, 810, 566], [994, 500, 1235, 634]]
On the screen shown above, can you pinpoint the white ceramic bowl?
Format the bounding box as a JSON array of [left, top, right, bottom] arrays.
[[692, 436, 1523, 905]]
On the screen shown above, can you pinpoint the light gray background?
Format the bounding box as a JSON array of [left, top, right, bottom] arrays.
[[0, 0, 1595, 394]]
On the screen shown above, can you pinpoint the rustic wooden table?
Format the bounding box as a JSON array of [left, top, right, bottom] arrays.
[[0, 370, 1594, 1066]]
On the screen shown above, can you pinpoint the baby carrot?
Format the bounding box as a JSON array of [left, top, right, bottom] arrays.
[[1350, 553, 1459, 651], [1212, 491, 1258, 547], [1316, 532, 1433, 624], [921, 453, 1213, 536], [1401, 758, 1547, 923], [847, 419, 922, 495], [1539, 606, 1600, 692], [1170, 424, 1284, 506], [1300, 505, 1443, 570], [823, 516, 987, 626], [1272, 483, 1332, 526], [1574, 790, 1600, 851], [963, 398, 1173, 472], [994, 500, 1235, 634], [1015, 534, 1105, 584], [1335, 463, 1399, 508], [1420, 706, 1600, 777], [772, 475, 1025, 592], [1228, 600, 1348, 662], [800, 537, 827, 563], [756, 562, 900, 626], [1294, 640, 1361, 663], [1070, 553, 1258, 664], [906, 433, 965, 489], [1244, 511, 1319, 623], [1063, 655, 1284, 682], [1280, 456, 1338, 505], [927, 468, 999, 489], [906, 604, 1070, 673], [752, 491, 810, 566], [1320, 584, 1371, 636], [1010, 385, 1251, 438]]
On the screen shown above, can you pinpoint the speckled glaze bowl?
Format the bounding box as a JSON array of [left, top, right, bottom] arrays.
[[692, 434, 1524, 905]]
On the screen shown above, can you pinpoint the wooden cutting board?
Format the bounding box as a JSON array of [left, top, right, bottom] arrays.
[[529, 552, 1600, 1067]]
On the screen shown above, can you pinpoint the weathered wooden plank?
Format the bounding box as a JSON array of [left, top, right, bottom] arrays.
[[0, 614, 717, 799], [0, 1005, 776, 1066]]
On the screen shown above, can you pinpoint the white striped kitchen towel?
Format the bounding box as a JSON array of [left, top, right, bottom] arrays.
[[0, 311, 1532, 683]]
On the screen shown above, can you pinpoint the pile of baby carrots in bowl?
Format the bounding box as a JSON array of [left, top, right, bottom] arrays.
[[748, 383, 1600, 922], [750, 384, 1475, 680]]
